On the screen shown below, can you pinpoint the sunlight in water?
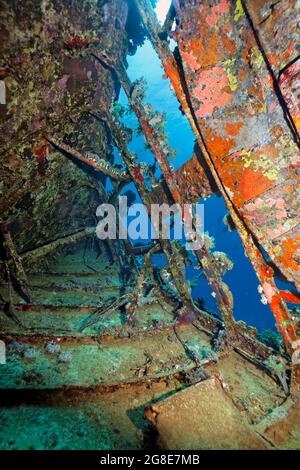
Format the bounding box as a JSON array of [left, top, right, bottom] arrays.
[[155, 0, 172, 24]]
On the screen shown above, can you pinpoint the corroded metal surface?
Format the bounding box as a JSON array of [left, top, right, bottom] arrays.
[[245, 0, 300, 73], [148, 152, 215, 205], [171, 0, 300, 290]]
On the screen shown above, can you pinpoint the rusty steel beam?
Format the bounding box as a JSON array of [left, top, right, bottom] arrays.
[[174, 152, 216, 202], [170, 0, 300, 289], [133, 1, 300, 370]]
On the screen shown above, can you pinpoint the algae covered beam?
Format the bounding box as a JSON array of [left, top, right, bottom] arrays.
[[0, 223, 33, 303], [1, 226, 97, 272], [126, 244, 160, 318], [46, 136, 130, 181]]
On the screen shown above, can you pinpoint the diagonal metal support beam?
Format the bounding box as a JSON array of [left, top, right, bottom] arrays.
[[46, 136, 130, 181], [0, 223, 33, 303]]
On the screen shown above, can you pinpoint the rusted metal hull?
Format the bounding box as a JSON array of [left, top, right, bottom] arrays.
[[133, 0, 300, 380]]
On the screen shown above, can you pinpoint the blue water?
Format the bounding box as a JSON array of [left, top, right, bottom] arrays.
[[112, 7, 277, 332], [119, 40, 195, 171]]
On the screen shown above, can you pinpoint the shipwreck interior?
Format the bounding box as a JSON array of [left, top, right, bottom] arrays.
[[0, 0, 300, 451]]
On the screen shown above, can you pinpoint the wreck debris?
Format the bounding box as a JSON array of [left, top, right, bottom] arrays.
[[0, 0, 122, 261], [91, 53, 238, 339], [210, 252, 234, 278], [223, 213, 236, 232], [157, 266, 181, 302], [131, 77, 147, 104], [1, 262, 24, 328], [145, 376, 270, 450], [96, 179, 134, 271], [244, 1, 300, 142], [213, 328, 233, 355], [115, 67, 237, 336], [183, 367, 210, 385], [147, 158, 213, 205], [1, 3, 300, 450], [133, 351, 154, 378], [174, 322, 218, 368], [79, 294, 129, 332], [172, 153, 215, 203]]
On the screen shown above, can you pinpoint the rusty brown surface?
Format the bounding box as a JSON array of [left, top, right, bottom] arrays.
[[148, 152, 216, 205], [244, 0, 300, 136]]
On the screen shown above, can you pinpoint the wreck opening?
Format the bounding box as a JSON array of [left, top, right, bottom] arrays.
[[117, 2, 278, 333], [0, 0, 300, 452]]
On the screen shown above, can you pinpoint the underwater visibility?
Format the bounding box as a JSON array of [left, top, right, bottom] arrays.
[[0, 0, 300, 454]]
